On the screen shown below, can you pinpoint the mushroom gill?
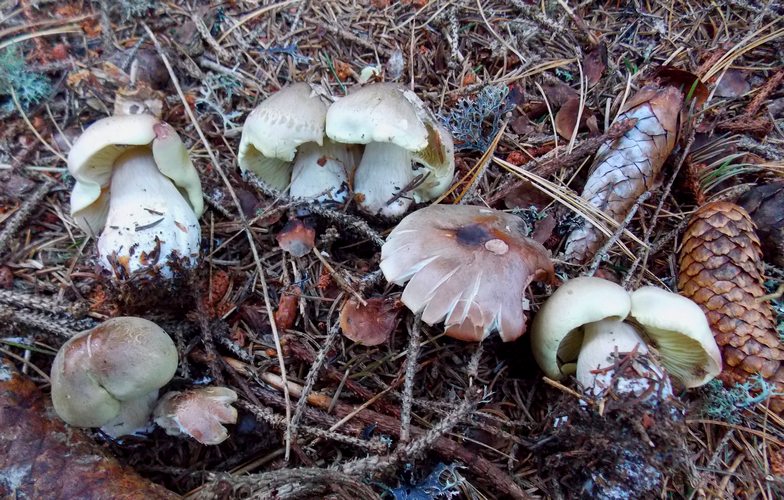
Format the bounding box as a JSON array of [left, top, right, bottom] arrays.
[[380, 204, 553, 342]]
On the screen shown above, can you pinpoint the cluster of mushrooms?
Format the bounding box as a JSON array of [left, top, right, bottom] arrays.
[[52, 81, 723, 445], [238, 82, 455, 217]]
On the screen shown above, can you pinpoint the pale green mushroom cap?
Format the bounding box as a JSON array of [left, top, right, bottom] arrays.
[[237, 83, 327, 189], [629, 286, 722, 388], [50, 317, 178, 435], [68, 114, 204, 236], [531, 276, 632, 379]]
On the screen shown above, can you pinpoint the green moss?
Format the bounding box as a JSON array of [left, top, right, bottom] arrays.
[[700, 375, 777, 424], [0, 46, 51, 111]]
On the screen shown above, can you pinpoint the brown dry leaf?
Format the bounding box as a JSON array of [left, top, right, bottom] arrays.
[[555, 97, 581, 139], [0, 359, 178, 498], [339, 297, 400, 346], [503, 179, 552, 210], [542, 80, 577, 108], [554, 97, 598, 140], [715, 69, 751, 98], [738, 182, 784, 268], [653, 67, 710, 108], [678, 201, 784, 412], [563, 83, 683, 263], [583, 42, 608, 87]]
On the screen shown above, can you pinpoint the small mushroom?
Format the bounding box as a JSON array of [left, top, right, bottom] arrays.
[[531, 277, 721, 395], [153, 387, 238, 445], [238, 83, 359, 203], [68, 115, 204, 279], [326, 83, 455, 217], [275, 218, 316, 257], [380, 204, 553, 341], [50, 317, 178, 437]]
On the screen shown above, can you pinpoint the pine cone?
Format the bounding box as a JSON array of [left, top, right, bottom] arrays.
[[564, 85, 682, 263], [678, 201, 784, 411]]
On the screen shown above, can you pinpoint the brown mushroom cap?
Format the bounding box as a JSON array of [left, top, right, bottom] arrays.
[[380, 204, 554, 341], [153, 387, 238, 445]]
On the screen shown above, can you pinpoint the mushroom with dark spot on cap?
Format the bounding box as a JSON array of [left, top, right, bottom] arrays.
[[380, 204, 554, 342]]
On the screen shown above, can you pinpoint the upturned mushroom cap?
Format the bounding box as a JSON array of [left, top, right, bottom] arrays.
[[531, 276, 632, 380], [50, 317, 178, 433], [238, 83, 328, 189], [380, 204, 553, 342], [325, 83, 455, 204], [153, 387, 238, 445], [68, 115, 204, 235], [629, 286, 722, 388]]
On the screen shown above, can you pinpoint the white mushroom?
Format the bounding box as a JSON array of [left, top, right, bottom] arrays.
[[531, 277, 722, 397], [326, 83, 455, 217], [238, 83, 359, 203], [629, 286, 722, 388], [68, 115, 203, 278]]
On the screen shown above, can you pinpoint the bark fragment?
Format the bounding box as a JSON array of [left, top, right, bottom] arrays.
[[738, 181, 784, 268], [677, 202, 784, 412]]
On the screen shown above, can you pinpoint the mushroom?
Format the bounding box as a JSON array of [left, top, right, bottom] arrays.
[[153, 387, 238, 445], [380, 204, 553, 341], [50, 317, 178, 437], [275, 218, 316, 258], [326, 83, 455, 217], [530, 277, 721, 396], [629, 286, 722, 388], [238, 83, 359, 203], [68, 114, 204, 279]]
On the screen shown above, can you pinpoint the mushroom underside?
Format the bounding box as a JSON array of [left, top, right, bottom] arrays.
[[238, 144, 293, 190], [554, 315, 627, 376], [639, 324, 712, 386]]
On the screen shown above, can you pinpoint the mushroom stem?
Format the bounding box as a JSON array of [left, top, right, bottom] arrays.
[[289, 141, 352, 203], [353, 142, 414, 217], [577, 319, 671, 398], [97, 147, 200, 277], [100, 390, 159, 438]]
